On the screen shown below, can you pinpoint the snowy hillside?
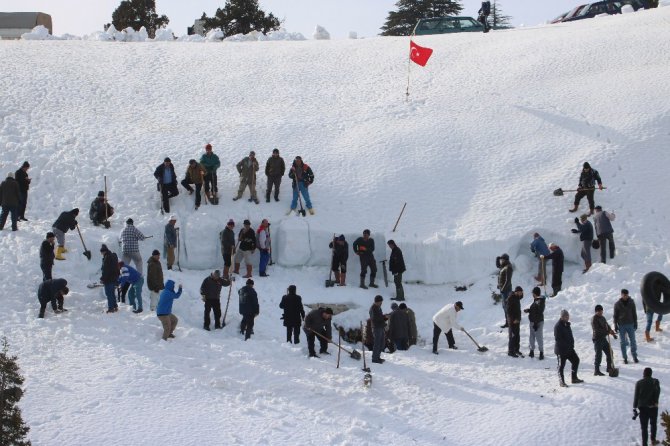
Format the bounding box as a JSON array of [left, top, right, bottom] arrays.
[[1, 6, 669, 445]]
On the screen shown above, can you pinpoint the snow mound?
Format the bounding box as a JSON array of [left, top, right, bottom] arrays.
[[313, 25, 330, 40], [21, 25, 56, 40], [153, 28, 175, 41]]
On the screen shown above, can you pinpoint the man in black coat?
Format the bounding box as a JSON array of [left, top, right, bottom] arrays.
[[200, 270, 224, 330], [569, 162, 603, 215], [52, 208, 79, 260], [353, 229, 378, 289], [40, 232, 56, 281], [496, 253, 513, 328], [591, 304, 616, 376], [507, 286, 524, 357], [554, 309, 584, 387], [153, 157, 179, 213], [89, 191, 114, 228], [634, 367, 661, 446], [14, 161, 31, 221], [219, 219, 236, 280], [303, 307, 333, 357], [370, 295, 386, 363], [279, 285, 306, 343], [100, 244, 120, 313], [329, 235, 349, 286], [238, 279, 259, 340], [387, 240, 406, 301], [234, 219, 257, 278], [388, 302, 411, 350], [572, 214, 594, 273], [37, 278, 69, 318], [0, 172, 21, 231], [265, 148, 285, 202], [541, 243, 564, 297]]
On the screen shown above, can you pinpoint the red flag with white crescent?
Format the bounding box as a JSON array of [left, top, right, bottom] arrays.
[[409, 40, 433, 67]]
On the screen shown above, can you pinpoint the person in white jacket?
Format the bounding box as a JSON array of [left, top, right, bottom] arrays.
[[432, 301, 464, 354]]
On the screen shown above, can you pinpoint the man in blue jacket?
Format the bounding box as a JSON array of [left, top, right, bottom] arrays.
[[119, 262, 144, 314], [157, 280, 182, 340]]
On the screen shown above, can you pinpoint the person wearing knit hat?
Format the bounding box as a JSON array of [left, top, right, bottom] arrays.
[[51, 208, 80, 259], [40, 232, 57, 281], [164, 215, 178, 270], [265, 148, 285, 202], [554, 309, 584, 387], [15, 161, 31, 221], [233, 150, 260, 204], [100, 244, 120, 313], [219, 219, 236, 279], [200, 143, 220, 202], [540, 243, 564, 297], [569, 161, 603, 215], [524, 286, 546, 360], [89, 190, 114, 228], [432, 301, 465, 355], [153, 157, 179, 213], [0, 171, 21, 231], [238, 278, 259, 340]]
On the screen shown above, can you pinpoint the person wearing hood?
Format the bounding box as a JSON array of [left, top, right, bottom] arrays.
[[554, 309, 584, 387], [37, 278, 69, 318], [329, 234, 349, 286], [540, 243, 564, 297], [0, 172, 21, 231], [279, 284, 305, 344], [100, 244, 120, 313], [118, 261, 144, 314], [157, 280, 182, 340], [524, 287, 546, 360], [51, 208, 80, 260], [614, 288, 639, 364], [530, 233, 550, 285], [496, 253, 513, 328], [89, 190, 114, 228], [287, 156, 315, 215], [40, 232, 56, 281], [572, 214, 594, 273], [432, 301, 464, 354]]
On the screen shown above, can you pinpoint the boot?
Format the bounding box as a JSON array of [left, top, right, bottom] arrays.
[[338, 273, 346, 286], [61, 245, 69, 253], [334, 271, 340, 284], [308, 208, 315, 215], [529, 350, 534, 358], [243, 264, 253, 278], [359, 277, 368, 289], [233, 263, 240, 275], [571, 371, 584, 384], [369, 277, 379, 288], [645, 331, 654, 342], [55, 246, 66, 260], [539, 351, 544, 360], [568, 204, 579, 213], [286, 208, 294, 216], [265, 191, 271, 203], [594, 366, 605, 376], [656, 320, 663, 332], [582, 261, 591, 273]]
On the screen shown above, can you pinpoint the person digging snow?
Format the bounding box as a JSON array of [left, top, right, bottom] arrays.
[[200, 270, 225, 331], [287, 155, 314, 215], [51, 208, 79, 260], [569, 162, 603, 215], [303, 307, 333, 358], [432, 301, 464, 355], [37, 278, 69, 318]]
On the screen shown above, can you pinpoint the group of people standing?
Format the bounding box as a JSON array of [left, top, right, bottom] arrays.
[[0, 161, 31, 231]]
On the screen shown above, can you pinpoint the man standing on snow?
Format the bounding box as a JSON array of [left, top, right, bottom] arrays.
[[157, 280, 182, 340], [507, 287, 524, 358], [388, 240, 406, 301], [51, 208, 79, 260], [89, 191, 114, 228], [14, 161, 31, 221], [496, 253, 513, 328], [530, 233, 550, 285], [257, 219, 271, 277], [233, 150, 260, 204], [554, 309, 584, 387], [40, 232, 56, 282], [200, 143, 220, 201], [432, 301, 464, 354], [220, 219, 236, 280], [569, 162, 603, 215], [119, 218, 147, 275], [37, 278, 69, 319], [0, 172, 21, 231], [478, 1, 491, 32], [287, 156, 315, 215], [200, 270, 224, 331], [329, 235, 349, 286], [540, 243, 564, 297], [100, 244, 120, 314], [614, 288, 639, 364], [234, 219, 257, 278], [388, 302, 411, 351], [591, 304, 616, 376], [164, 216, 177, 270], [180, 159, 207, 210], [154, 157, 179, 213], [279, 284, 306, 344], [303, 307, 333, 358], [524, 287, 545, 360], [353, 229, 378, 289], [238, 278, 259, 340], [265, 148, 285, 202], [572, 214, 594, 273], [633, 367, 661, 446], [119, 262, 144, 314], [370, 295, 387, 363], [593, 205, 616, 264], [146, 249, 164, 312]]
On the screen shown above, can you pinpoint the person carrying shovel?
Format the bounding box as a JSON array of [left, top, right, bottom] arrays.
[[569, 162, 603, 215], [303, 307, 333, 358]]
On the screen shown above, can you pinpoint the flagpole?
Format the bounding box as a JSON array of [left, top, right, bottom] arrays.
[[405, 33, 414, 102]]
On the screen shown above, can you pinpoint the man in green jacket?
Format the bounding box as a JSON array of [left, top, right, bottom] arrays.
[[633, 367, 661, 446]]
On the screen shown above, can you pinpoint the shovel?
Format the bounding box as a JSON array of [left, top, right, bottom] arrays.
[[463, 328, 488, 352], [325, 235, 336, 287], [553, 187, 606, 196], [297, 190, 307, 217], [607, 334, 619, 377], [311, 329, 361, 360], [75, 225, 92, 260]]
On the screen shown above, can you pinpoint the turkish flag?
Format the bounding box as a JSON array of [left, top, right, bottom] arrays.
[[409, 40, 433, 67]]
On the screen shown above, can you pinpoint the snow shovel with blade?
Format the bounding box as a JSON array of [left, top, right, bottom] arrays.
[[297, 189, 307, 217], [553, 187, 606, 196], [311, 329, 361, 360], [463, 328, 488, 352], [325, 235, 336, 287], [607, 334, 619, 377], [75, 225, 92, 260]]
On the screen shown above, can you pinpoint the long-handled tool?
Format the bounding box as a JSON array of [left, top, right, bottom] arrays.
[[268, 225, 274, 266], [311, 329, 361, 360], [380, 259, 389, 288], [336, 332, 342, 368], [221, 276, 235, 328], [175, 227, 182, 272], [159, 183, 164, 215], [103, 175, 111, 228], [541, 257, 548, 297], [392, 202, 407, 232], [463, 328, 488, 352], [361, 322, 372, 387], [75, 225, 92, 260], [325, 234, 336, 287], [607, 334, 619, 377], [553, 187, 607, 196], [297, 188, 307, 217]]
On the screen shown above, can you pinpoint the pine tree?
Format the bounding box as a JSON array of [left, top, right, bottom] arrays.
[[200, 0, 281, 36], [380, 0, 463, 36], [661, 410, 670, 445], [0, 338, 30, 446], [491, 1, 513, 29], [111, 0, 170, 38]]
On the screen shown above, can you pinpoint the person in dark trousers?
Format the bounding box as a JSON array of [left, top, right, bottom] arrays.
[[643, 300, 663, 343], [477, 1, 491, 32], [40, 232, 56, 281], [329, 234, 349, 286], [119, 218, 147, 275], [432, 302, 464, 354], [100, 244, 120, 313], [89, 191, 114, 228], [554, 309, 584, 387], [614, 288, 638, 364], [200, 270, 224, 330], [370, 295, 386, 363], [265, 148, 285, 202], [387, 302, 411, 350], [233, 151, 260, 203], [153, 157, 179, 213], [572, 214, 594, 272], [569, 162, 603, 215], [524, 286, 545, 359], [353, 229, 378, 289], [164, 216, 177, 270], [387, 240, 406, 301], [51, 208, 79, 260], [540, 243, 564, 297], [279, 284, 306, 344], [37, 278, 69, 318], [507, 287, 524, 358], [403, 303, 418, 346], [287, 156, 315, 215], [199, 143, 220, 200], [219, 219, 236, 280], [238, 279, 259, 340], [634, 367, 661, 446], [146, 249, 164, 312], [0, 172, 21, 231], [14, 161, 30, 221], [303, 307, 333, 357], [591, 304, 616, 376], [157, 280, 182, 341], [234, 219, 257, 278], [496, 253, 513, 328], [180, 159, 206, 210], [530, 233, 550, 285], [593, 205, 616, 264]]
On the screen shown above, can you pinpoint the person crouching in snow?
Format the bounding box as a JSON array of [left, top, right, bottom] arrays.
[[432, 301, 464, 354], [524, 287, 545, 360], [37, 278, 69, 318], [89, 190, 113, 228], [119, 262, 144, 314], [157, 280, 182, 340]]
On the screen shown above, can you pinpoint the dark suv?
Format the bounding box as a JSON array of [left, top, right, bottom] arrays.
[[563, 0, 646, 21]]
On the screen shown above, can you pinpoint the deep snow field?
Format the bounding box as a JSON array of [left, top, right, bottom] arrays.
[[1, 6, 670, 445]]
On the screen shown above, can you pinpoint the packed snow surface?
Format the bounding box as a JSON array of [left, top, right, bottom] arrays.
[[1, 7, 670, 446]]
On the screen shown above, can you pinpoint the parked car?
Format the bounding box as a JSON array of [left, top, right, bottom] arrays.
[[551, 4, 589, 23], [413, 16, 485, 35], [562, 0, 646, 21]]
